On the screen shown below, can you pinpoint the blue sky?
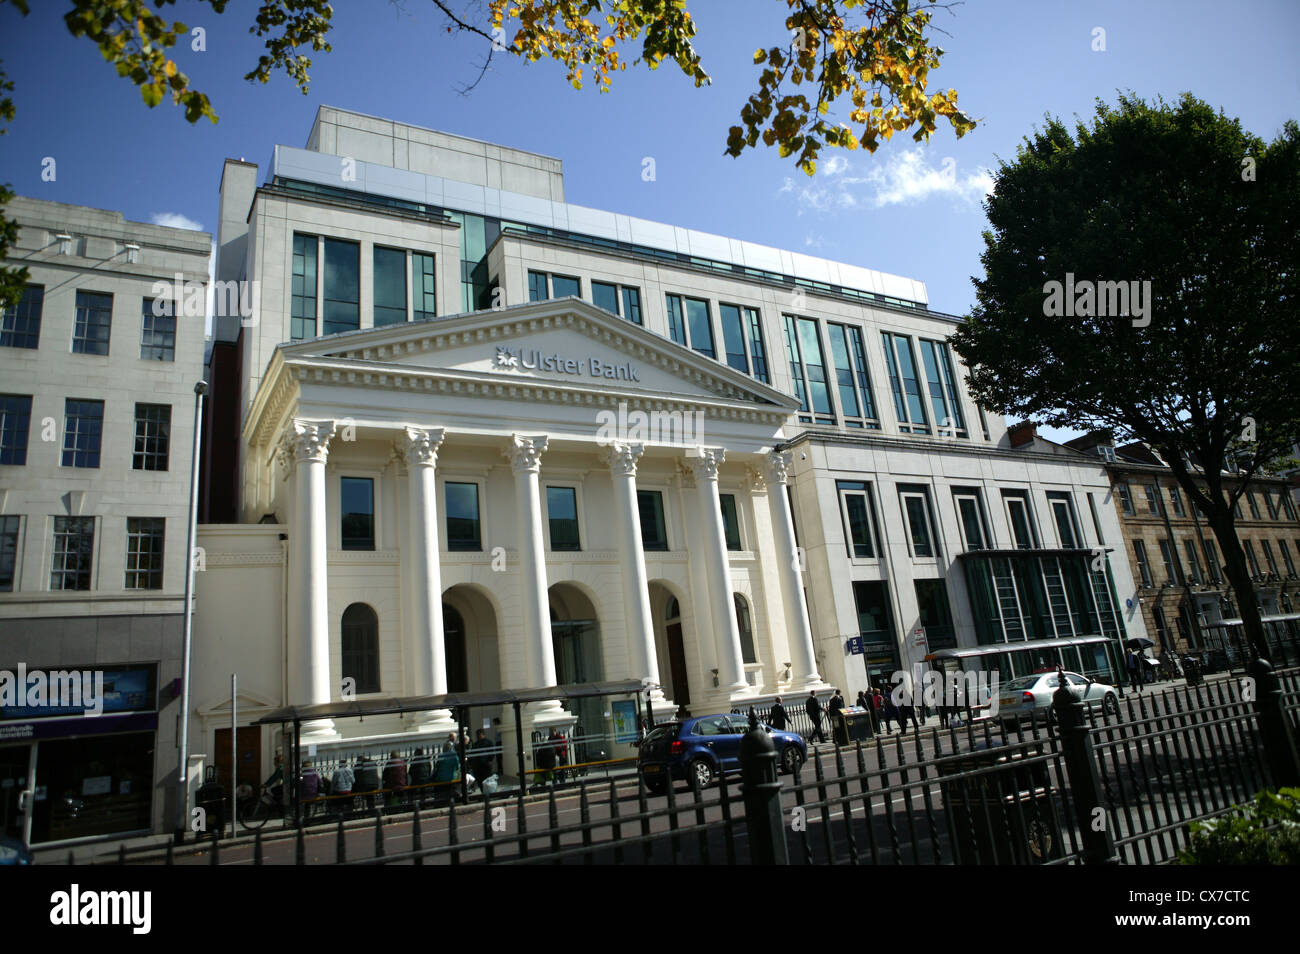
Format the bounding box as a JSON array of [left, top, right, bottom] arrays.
[[2, 0, 1297, 436]]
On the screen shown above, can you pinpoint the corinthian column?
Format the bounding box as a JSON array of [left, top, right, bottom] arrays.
[[283, 419, 337, 742], [765, 450, 823, 689], [689, 447, 747, 696]]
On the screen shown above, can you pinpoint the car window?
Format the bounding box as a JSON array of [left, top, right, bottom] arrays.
[[1066, 674, 1088, 687], [727, 714, 755, 733], [644, 724, 678, 744], [1001, 676, 1041, 691], [695, 717, 728, 737]]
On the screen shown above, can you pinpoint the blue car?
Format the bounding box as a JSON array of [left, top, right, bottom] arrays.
[[0, 834, 33, 865], [637, 713, 807, 793]]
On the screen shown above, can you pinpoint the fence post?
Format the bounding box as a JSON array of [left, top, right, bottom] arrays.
[[739, 708, 788, 865], [1052, 669, 1118, 865], [1248, 656, 1300, 789]]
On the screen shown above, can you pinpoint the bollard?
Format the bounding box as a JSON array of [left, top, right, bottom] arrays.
[[739, 707, 789, 865], [1248, 656, 1300, 788], [1052, 667, 1118, 865]]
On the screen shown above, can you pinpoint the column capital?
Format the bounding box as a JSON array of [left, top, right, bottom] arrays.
[[686, 447, 726, 482], [279, 420, 336, 476], [764, 449, 794, 486], [401, 426, 446, 468], [602, 441, 644, 477], [505, 434, 549, 474]]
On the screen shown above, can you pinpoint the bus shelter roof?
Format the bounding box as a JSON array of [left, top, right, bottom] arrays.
[[925, 633, 1114, 663]]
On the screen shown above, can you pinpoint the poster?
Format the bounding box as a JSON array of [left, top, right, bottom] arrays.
[[612, 699, 638, 744]]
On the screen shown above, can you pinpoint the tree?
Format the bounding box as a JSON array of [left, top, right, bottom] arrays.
[[950, 93, 1300, 663], [0, 0, 976, 307]]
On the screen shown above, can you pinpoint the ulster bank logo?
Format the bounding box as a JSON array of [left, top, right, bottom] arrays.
[[492, 345, 640, 382]]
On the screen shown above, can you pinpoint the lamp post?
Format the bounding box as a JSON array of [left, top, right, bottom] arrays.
[[174, 380, 207, 842]]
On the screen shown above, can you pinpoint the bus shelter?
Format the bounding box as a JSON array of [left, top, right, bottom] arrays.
[[925, 634, 1125, 703]]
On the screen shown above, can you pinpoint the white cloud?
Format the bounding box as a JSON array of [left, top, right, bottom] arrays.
[[780, 148, 993, 213], [150, 212, 205, 231]]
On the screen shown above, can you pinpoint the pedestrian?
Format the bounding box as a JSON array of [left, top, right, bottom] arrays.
[[856, 690, 869, 710], [409, 747, 432, 803], [535, 730, 558, 789], [264, 753, 285, 806], [806, 690, 826, 743], [382, 750, 408, 806], [1127, 650, 1143, 693], [330, 757, 354, 815], [882, 689, 899, 734], [354, 755, 380, 810], [434, 740, 460, 803], [554, 728, 570, 785], [768, 695, 788, 730], [470, 729, 495, 789], [870, 686, 884, 734]]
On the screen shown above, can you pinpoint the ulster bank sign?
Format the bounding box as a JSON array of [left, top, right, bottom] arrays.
[[492, 345, 641, 382]]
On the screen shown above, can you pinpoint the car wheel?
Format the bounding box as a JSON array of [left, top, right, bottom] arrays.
[[690, 758, 714, 790], [781, 746, 804, 775], [1104, 693, 1119, 717]]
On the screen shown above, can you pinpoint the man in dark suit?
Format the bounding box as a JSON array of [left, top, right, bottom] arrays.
[[806, 691, 826, 743], [768, 696, 788, 730]]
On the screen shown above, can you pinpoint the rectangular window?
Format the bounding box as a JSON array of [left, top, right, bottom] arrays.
[[899, 486, 937, 559], [62, 399, 104, 468], [0, 394, 32, 466], [413, 252, 437, 322], [592, 281, 620, 317], [291, 233, 318, 340], [1261, 539, 1279, 576], [1203, 539, 1223, 583], [373, 246, 407, 327], [2, 284, 43, 349], [547, 486, 581, 551], [1248, 492, 1261, 519], [340, 477, 375, 551], [1152, 606, 1170, 644], [1243, 539, 1261, 577], [621, 287, 642, 326], [1087, 492, 1106, 545], [1183, 540, 1204, 583], [551, 275, 580, 299], [1279, 538, 1297, 578], [1158, 537, 1178, 584], [914, 579, 957, 650], [746, 307, 769, 383], [838, 481, 877, 558], [1281, 493, 1297, 522], [954, 490, 989, 551], [827, 323, 859, 420], [1047, 492, 1081, 549], [1116, 482, 1135, 516], [1003, 491, 1037, 549], [918, 338, 966, 435], [685, 297, 715, 359], [881, 332, 929, 433], [140, 297, 176, 362], [1169, 486, 1185, 517], [719, 304, 750, 374], [528, 270, 549, 302], [0, 515, 18, 591], [1133, 540, 1153, 587], [1145, 484, 1160, 515], [125, 517, 164, 590], [719, 493, 742, 551], [783, 315, 834, 425], [666, 294, 687, 346], [1265, 492, 1280, 520], [132, 403, 171, 471], [637, 490, 668, 551], [321, 238, 360, 335], [445, 482, 481, 551], [73, 291, 112, 355], [51, 516, 94, 591]]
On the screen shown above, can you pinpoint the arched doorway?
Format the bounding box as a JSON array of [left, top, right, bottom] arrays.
[[441, 584, 502, 695], [442, 603, 468, 693], [341, 603, 380, 695], [649, 583, 690, 706], [549, 582, 604, 741]]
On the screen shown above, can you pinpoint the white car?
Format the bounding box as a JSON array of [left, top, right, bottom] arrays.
[[997, 671, 1119, 727]]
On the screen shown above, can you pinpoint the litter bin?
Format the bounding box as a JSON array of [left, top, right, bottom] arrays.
[[936, 742, 1064, 865], [1183, 657, 1204, 686], [195, 768, 226, 835], [837, 707, 874, 744]]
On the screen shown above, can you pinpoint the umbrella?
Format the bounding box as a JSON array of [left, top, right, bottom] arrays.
[[1125, 637, 1155, 650]]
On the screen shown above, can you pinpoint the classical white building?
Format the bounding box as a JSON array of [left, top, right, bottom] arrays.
[[188, 107, 1145, 789]]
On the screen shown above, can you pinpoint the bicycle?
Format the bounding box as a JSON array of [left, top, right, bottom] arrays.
[[237, 784, 284, 831]]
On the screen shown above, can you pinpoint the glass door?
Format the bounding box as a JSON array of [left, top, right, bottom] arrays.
[[0, 744, 34, 845]]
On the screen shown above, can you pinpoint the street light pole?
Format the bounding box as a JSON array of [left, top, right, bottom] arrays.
[[175, 380, 207, 842]]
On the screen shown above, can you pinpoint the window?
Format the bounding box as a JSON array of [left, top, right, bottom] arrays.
[[1, 284, 43, 348], [1152, 606, 1170, 644], [528, 270, 549, 302], [140, 297, 176, 361], [1265, 492, 1280, 520], [1116, 482, 1135, 516], [591, 282, 643, 326], [1047, 492, 1082, 549], [0, 395, 32, 466], [1262, 539, 1279, 577], [734, 594, 757, 664], [881, 331, 929, 433], [547, 486, 581, 550], [0, 515, 19, 591], [719, 304, 750, 374], [1243, 539, 1261, 577], [719, 493, 742, 551], [1183, 540, 1204, 583], [914, 579, 957, 650], [665, 294, 686, 346], [62, 399, 104, 468], [291, 233, 318, 339], [784, 315, 834, 425], [1158, 538, 1178, 584], [918, 338, 966, 436], [838, 481, 877, 558], [592, 281, 619, 317], [445, 482, 481, 551], [899, 485, 937, 559], [1247, 492, 1261, 520], [1281, 494, 1297, 522], [1087, 492, 1106, 545], [1203, 539, 1223, 583], [1145, 484, 1160, 515], [125, 517, 164, 589], [373, 246, 407, 326], [1003, 491, 1037, 549], [551, 275, 580, 299], [637, 490, 668, 551], [1133, 540, 1153, 587], [1096, 444, 1117, 463], [340, 477, 375, 550], [132, 404, 171, 471], [412, 253, 437, 322], [1279, 539, 1297, 578], [828, 322, 878, 428], [321, 238, 360, 335], [51, 516, 94, 591], [73, 291, 112, 355], [746, 307, 769, 383], [1168, 486, 1185, 517], [341, 603, 380, 695], [664, 296, 716, 358], [954, 490, 989, 551]]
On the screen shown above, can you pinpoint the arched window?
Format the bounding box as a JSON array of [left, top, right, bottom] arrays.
[[443, 603, 468, 693], [666, 596, 681, 622], [734, 593, 757, 664], [341, 603, 380, 695]]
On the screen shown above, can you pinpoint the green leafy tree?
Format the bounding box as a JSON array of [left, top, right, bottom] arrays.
[[951, 94, 1300, 662], [0, 0, 975, 307]]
